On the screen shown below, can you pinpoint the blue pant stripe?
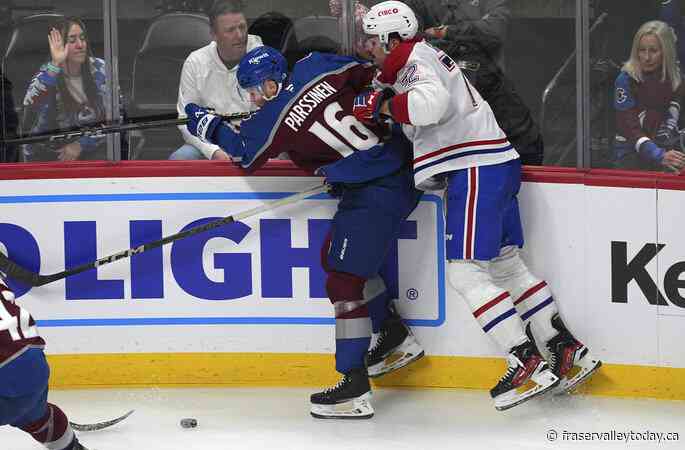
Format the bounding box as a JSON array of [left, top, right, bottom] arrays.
[[482, 308, 517, 333], [335, 337, 371, 373], [520, 297, 554, 321]]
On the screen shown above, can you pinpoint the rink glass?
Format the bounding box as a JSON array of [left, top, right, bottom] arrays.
[[115, 0, 339, 160], [0, 1, 108, 162], [0, 0, 660, 173]]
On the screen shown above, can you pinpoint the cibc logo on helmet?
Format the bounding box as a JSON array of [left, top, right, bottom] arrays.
[[378, 7, 399, 16]]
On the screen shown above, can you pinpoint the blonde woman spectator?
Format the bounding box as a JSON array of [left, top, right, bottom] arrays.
[[614, 20, 685, 172]]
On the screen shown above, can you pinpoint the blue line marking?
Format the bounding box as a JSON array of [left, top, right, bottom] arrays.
[[7, 191, 445, 329]]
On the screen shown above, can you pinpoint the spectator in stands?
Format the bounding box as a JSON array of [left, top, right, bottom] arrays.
[[170, 0, 262, 160], [423, 0, 509, 67], [22, 17, 108, 161], [613, 20, 685, 172], [1, 70, 19, 162]]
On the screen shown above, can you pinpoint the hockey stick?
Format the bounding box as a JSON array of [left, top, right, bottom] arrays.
[[0, 183, 329, 287], [1, 111, 251, 145], [70, 409, 135, 432]]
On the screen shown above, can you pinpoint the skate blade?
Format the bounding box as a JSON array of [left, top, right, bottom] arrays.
[[494, 369, 560, 411], [555, 358, 602, 395], [310, 392, 374, 420], [368, 338, 425, 378]]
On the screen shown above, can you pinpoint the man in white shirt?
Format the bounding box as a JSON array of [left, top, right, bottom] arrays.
[[170, 0, 262, 160]]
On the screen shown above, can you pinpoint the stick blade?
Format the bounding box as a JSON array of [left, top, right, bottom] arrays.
[[70, 409, 135, 432]]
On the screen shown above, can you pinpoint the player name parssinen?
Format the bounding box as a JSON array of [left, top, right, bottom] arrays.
[[284, 81, 338, 132]]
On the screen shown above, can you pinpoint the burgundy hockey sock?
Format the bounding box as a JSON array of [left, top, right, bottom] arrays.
[[20, 403, 76, 450]]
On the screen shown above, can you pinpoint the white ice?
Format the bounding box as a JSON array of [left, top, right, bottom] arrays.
[[3, 387, 684, 450]]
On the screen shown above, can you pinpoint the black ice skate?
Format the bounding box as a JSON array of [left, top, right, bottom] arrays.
[[490, 324, 559, 411], [71, 440, 89, 450], [547, 313, 602, 394], [310, 368, 374, 419], [366, 310, 424, 378]]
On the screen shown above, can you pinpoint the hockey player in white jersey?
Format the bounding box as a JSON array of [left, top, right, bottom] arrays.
[[356, 1, 601, 411]]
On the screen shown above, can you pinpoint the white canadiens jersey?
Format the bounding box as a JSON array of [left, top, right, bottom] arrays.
[[377, 39, 519, 189]]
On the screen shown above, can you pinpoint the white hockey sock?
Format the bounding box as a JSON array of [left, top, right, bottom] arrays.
[[490, 246, 559, 346], [448, 260, 527, 352]]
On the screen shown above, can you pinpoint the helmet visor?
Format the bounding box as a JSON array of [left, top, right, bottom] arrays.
[[237, 82, 267, 106]]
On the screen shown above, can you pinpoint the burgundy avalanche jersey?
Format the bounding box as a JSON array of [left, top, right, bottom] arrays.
[[215, 52, 410, 183], [0, 297, 45, 369], [614, 70, 680, 144]]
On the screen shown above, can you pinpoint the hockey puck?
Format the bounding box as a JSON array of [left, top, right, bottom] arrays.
[[180, 418, 197, 428]]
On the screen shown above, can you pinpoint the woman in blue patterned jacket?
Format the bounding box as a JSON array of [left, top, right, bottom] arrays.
[[22, 17, 108, 161]]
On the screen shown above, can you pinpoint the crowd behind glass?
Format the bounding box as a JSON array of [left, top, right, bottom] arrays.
[[1, 0, 683, 174]]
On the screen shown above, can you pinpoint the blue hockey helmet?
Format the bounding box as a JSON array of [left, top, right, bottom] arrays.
[[237, 46, 288, 102]]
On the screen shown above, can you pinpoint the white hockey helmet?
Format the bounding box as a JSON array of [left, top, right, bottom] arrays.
[[363, 1, 419, 48]]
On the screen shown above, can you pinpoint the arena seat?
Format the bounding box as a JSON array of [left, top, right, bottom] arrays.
[[129, 12, 211, 159], [281, 16, 340, 67], [131, 12, 211, 117], [248, 11, 295, 56], [2, 13, 64, 116]]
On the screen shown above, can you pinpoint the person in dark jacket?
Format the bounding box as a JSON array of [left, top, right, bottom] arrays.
[[1, 70, 19, 162], [376, 0, 545, 165]]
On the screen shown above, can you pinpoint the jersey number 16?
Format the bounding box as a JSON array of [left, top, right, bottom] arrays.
[[308, 101, 380, 157]]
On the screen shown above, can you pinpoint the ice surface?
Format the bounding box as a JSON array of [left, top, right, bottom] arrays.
[[3, 387, 683, 449]]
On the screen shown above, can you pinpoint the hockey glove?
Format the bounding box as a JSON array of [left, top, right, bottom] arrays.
[[638, 139, 666, 162], [655, 103, 680, 148], [353, 88, 394, 125], [326, 183, 344, 198], [185, 103, 222, 144]]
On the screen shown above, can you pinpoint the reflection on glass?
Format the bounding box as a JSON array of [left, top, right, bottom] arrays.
[[504, 1, 577, 167]]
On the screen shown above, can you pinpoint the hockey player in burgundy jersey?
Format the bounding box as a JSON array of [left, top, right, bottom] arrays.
[[185, 46, 424, 419], [358, 1, 601, 411], [0, 278, 89, 449]]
